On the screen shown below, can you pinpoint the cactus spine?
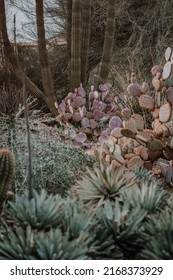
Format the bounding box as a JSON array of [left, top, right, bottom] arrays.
[[0, 148, 15, 207], [70, 0, 82, 90], [99, 0, 116, 84], [81, 0, 91, 86]]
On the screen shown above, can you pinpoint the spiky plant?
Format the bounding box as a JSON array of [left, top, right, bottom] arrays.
[[97, 200, 146, 259], [0, 148, 15, 209], [0, 225, 90, 260], [34, 229, 90, 260], [2, 190, 64, 230], [132, 167, 158, 185], [0, 189, 116, 259], [119, 182, 167, 214], [72, 163, 137, 207], [139, 230, 173, 260], [139, 210, 173, 259], [60, 196, 116, 259], [60, 196, 94, 239], [0, 226, 35, 260]]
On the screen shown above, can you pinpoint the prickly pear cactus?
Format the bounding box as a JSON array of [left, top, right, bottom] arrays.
[[85, 48, 173, 186]]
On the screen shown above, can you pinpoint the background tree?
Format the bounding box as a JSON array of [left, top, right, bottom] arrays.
[[4, 0, 173, 95], [0, 0, 58, 116]]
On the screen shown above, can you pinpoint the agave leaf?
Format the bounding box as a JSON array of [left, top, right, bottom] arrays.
[[73, 163, 137, 206]]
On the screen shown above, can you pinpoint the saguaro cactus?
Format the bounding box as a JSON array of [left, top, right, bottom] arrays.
[[99, 0, 116, 84], [70, 0, 82, 91], [66, 0, 73, 61], [0, 148, 15, 207], [81, 0, 91, 87]]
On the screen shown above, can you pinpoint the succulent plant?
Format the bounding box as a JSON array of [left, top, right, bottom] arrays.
[[109, 116, 123, 130], [139, 210, 173, 260], [120, 182, 166, 214], [3, 190, 64, 230], [0, 148, 15, 208], [72, 163, 137, 207], [121, 107, 132, 120], [97, 200, 146, 259]]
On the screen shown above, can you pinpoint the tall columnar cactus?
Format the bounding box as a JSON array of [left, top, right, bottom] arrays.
[[70, 0, 82, 91], [99, 0, 116, 84], [66, 0, 72, 62], [81, 0, 91, 87], [0, 148, 15, 207]]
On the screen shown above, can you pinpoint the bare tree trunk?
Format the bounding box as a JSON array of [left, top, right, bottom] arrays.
[[0, 0, 58, 116]]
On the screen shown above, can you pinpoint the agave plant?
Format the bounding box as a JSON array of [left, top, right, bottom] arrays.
[[59, 196, 117, 259], [132, 167, 158, 185], [97, 200, 146, 259], [72, 163, 137, 207], [2, 190, 64, 230], [139, 230, 173, 259], [61, 196, 94, 239], [119, 182, 167, 214], [87, 224, 121, 260], [138, 210, 173, 259], [0, 189, 117, 260], [34, 229, 90, 260], [0, 224, 90, 260], [0, 225, 35, 260]]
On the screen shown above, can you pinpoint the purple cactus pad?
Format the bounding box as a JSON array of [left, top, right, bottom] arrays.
[[109, 116, 123, 129]]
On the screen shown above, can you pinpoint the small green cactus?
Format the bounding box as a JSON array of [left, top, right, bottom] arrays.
[[0, 148, 15, 207]]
